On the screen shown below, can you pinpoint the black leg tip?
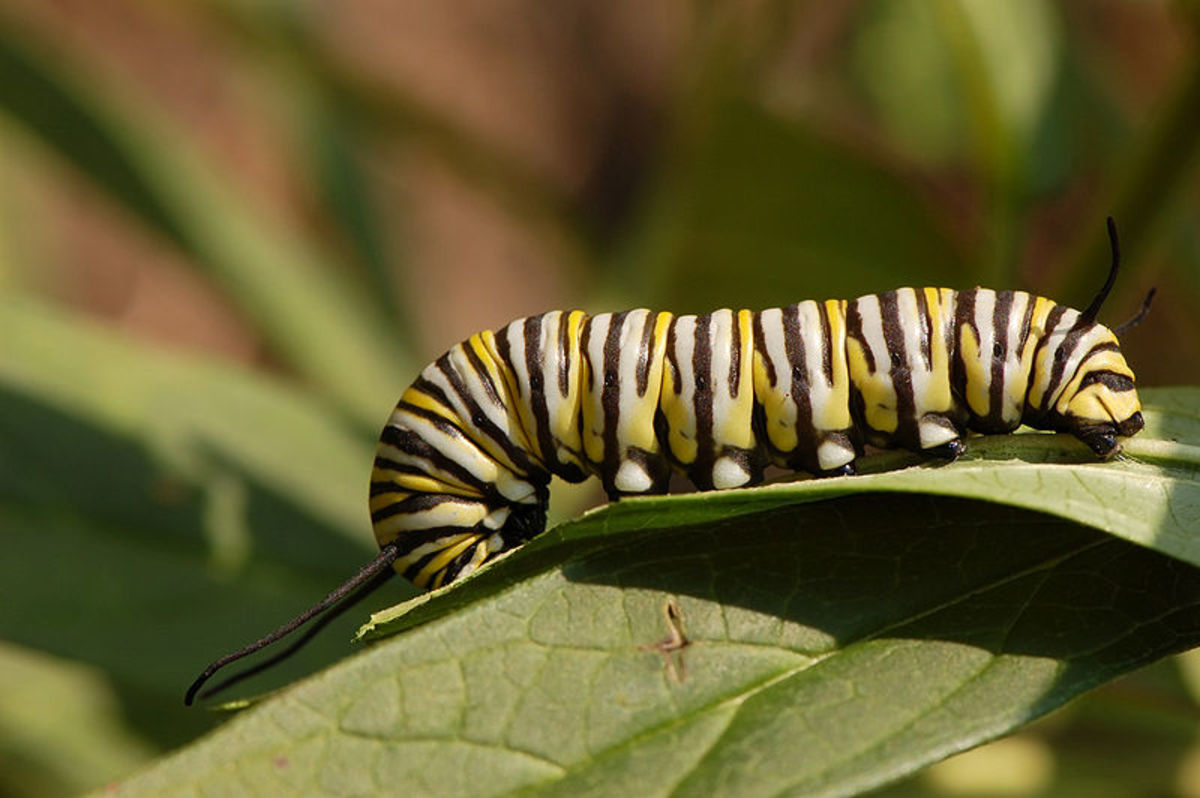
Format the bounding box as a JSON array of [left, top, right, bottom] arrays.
[[928, 439, 966, 461], [1082, 432, 1119, 459], [818, 462, 856, 478]]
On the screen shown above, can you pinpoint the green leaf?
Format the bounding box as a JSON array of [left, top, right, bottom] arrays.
[[0, 13, 410, 423], [113, 495, 1200, 797], [112, 389, 1200, 796]]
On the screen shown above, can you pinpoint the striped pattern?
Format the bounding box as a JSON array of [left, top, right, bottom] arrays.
[[372, 288, 1144, 590]]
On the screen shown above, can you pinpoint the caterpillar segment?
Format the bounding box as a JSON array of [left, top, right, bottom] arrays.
[[581, 309, 675, 497], [370, 289, 1144, 591], [752, 299, 857, 475]]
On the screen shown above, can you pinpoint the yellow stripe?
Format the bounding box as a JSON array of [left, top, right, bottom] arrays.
[[816, 299, 853, 432], [371, 451, 481, 498], [621, 311, 673, 452], [922, 287, 954, 413], [712, 309, 756, 449], [1025, 297, 1060, 410], [402, 386, 460, 425], [478, 330, 538, 457], [549, 311, 587, 469], [413, 534, 483, 588], [375, 471, 483, 499], [1054, 348, 1133, 414], [368, 491, 411, 515]]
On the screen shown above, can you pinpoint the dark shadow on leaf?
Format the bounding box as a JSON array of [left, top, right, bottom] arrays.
[[565, 494, 1200, 670], [550, 494, 1200, 791]]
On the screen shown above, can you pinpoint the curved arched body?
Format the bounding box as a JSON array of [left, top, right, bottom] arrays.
[[369, 287, 1144, 590]]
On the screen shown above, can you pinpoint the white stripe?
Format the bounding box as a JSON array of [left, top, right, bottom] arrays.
[[1044, 308, 1086, 409], [854, 294, 890, 374], [759, 306, 791, 395], [502, 318, 530, 402], [708, 309, 735, 440], [373, 500, 490, 536], [798, 300, 843, 433], [672, 315, 698, 435], [581, 313, 612, 455], [385, 411, 499, 486], [616, 310, 651, 440], [1000, 292, 1029, 423]]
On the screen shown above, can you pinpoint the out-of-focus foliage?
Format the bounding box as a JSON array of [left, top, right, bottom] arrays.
[[2, 1, 1200, 795]]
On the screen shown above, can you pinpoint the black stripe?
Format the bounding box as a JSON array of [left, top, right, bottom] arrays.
[[782, 304, 816, 466], [410, 376, 456, 417], [1016, 293, 1036, 362], [369, 459, 441, 491], [1076, 370, 1135, 393], [819, 301, 835, 385], [915, 289, 933, 371], [371, 492, 481, 524], [436, 353, 539, 475], [880, 291, 919, 448], [951, 288, 977, 414], [377, 424, 491, 497], [1031, 304, 1072, 411], [729, 311, 742, 397], [405, 379, 456, 427], [600, 312, 628, 479], [392, 400, 467, 440], [665, 319, 682, 394], [987, 290, 1014, 426], [399, 534, 482, 583], [494, 323, 518, 399], [558, 312, 574, 397], [845, 300, 873, 371], [579, 318, 594, 395], [461, 339, 503, 408], [372, 455, 409, 472], [523, 315, 559, 472], [636, 311, 655, 396], [1081, 340, 1121, 357], [691, 313, 715, 487], [401, 548, 443, 585], [369, 479, 406, 498]]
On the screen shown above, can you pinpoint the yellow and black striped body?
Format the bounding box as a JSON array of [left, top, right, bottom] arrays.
[[370, 288, 1144, 590]]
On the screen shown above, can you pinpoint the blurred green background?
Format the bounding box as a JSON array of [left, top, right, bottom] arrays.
[[2, 0, 1200, 795]]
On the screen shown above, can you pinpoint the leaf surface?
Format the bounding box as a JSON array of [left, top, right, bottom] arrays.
[[113, 391, 1200, 797]]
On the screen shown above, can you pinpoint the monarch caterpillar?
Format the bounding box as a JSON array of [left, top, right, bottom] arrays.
[[185, 219, 1150, 705]]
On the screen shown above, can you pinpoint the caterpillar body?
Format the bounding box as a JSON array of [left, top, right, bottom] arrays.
[[184, 219, 1148, 706], [371, 286, 1144, 591]]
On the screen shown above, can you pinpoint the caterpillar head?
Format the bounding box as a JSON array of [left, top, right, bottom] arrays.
[[1023, 312, 1143, 458], [1055, 349, 1144, 458], [1026, 305, 1152, 462], [1032, 218, 1147, 458]]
